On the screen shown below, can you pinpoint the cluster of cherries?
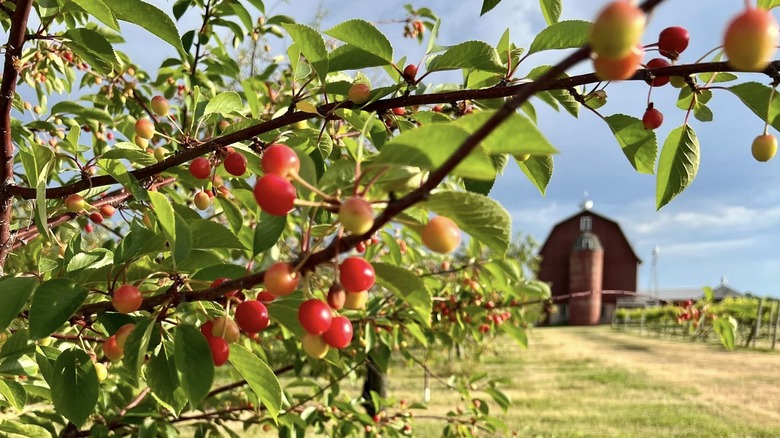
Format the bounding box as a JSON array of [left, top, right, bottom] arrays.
[[590, 1, 779, 161], [676, 299, 702, 327]]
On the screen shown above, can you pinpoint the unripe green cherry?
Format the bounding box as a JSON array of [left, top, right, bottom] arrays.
[[752, 133, 778, 162], [590, 1, 646, 59], [724, 7, 779, 71], [338, 197, 374, 235], [150, 96, 169, 116], [348, 83, 371, 105]]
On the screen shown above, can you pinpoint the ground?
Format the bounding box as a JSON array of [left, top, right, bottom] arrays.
[[390, 326, 780, 437]]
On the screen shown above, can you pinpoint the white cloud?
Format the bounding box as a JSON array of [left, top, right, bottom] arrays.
[[625, 204, 780, 235], [660, 238, 754, 256]]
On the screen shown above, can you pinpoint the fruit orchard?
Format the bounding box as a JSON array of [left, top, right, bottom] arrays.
[[0, 0, 777, 436]]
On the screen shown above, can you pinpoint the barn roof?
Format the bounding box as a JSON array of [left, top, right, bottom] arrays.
[[539, 208, 642, 263]]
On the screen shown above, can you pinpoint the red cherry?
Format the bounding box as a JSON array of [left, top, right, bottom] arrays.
[[392, 107, 406, 116], [658, 26, 689, 59], [235, 300, 270, 333], [323, 316, 353, 349], [298, 299, 333, 335], [327, 283, 346, 310], [99, 205, 115, 218], [211, 277, 239, 297], [261, 144, 300, 178], [264, 262, 299, 297], [208, 336, 230, 366], [89, 212, 103, 224], [642, 107, 663, 130], [339, 257, 375, 293], [356, 242, 366, 253], [200, 321, 215, 339], [257, 291, 277, 302], [223, 152, 247, 176], [189, 157, 211, 179], [645, 58, 670, 87], [113, 284, 142, 314], [402, 64, 417, 82], [254, 174, 297, 216]]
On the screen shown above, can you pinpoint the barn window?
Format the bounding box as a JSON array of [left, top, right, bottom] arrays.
[[580, 216, 592, 231]]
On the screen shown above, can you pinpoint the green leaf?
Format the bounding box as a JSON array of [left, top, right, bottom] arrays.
[[758, 0, 780, 9], [728, 82, 780, 132], [528, 20, 590, 55], [29, 279, 89, 339], [501, 322, 528, 348], [0, 421, 50, 438], [50, 349, 99, 427], [122, 318, 155, 384], [282, 23, 328, 81], [173, 211, 193, 263], [63, 28, 118, 73], [374, 125, 496, 181], [253, 213, 286, 256], [228, 344, 282, 419], [373, 263, 431, 326], [702, 286, 714, 303], [0, 379, 27, 411], [539, 0, 563, 25], [108, 0, 185, 53], [67, 248, 113, 272], [453, 111, 558, 156], [713, 316, 737, 350], [267, 297, 305, 337], [147, 341, 187, 415], [325, 19, 393, 63], [423, 191, 511, 256], [101, 147, 157, 167], [50, 101, 113, 125], [190, 219, 246, 250], [604, 114, 657, 175], [70, 0, 120, 31], [0, 277, 37, 332], [480, 0, 501, 15], [204, 91, 243, 117], [656, 125, 699, 209], [427, 41, 505, 73], [517, 154, 553, 195], [174, 324, 214, 407], [148, 192, 186, 260]]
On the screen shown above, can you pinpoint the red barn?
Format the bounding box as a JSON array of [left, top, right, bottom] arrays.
[[539, 203, 641, 325]]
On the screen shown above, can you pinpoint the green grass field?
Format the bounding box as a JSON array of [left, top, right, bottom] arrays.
[[385, 326, 780, 437]]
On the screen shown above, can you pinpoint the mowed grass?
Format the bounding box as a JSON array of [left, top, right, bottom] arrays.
[[384, 326, 780, 437]]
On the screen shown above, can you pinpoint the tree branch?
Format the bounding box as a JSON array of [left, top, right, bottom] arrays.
[[0, 0, 34, 271]]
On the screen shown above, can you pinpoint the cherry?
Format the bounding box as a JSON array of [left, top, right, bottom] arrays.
[[322, 316, 353, 349], [94, 362, 108, 382], [103, 335, 124, 361], [392, 107, 406, 116], [590, 1, 645, 59], [194, 191, 210, 210], [134, 135, 148, 148], [642, 106, 663, 130], [223, 152, 247, 176], [150, 96, 169, 116], [422, 216, 461, 253], [189, 157, 211, 179], [724, 7, 779, 71], [154, 147, 167, 162], [402, 64, 417, 82], [298, 299, 333, 335], [89, 212, 103, 224], [115, 323, 135, 348], [752, 133, 777, 162], [261, 144, 300, 178], [257, 291, 277, 302], [327, 283, 346, 310], [235, 300, 270, 333], [200, 321, 215, 339], [264, 262, 299, 297], [208, 336, 230, 366], [210, 277, 239, 297], [339, 197, 374, 235], [593, 45, 644, 81], [113, 284, 142, 314], [644, 58, 670, 87], [211, 317, 240, 343], [254, 174, 297, 216], [99, 205, 115, 218], [301, 333, 329, 359], [134, 118, 155, 139], [339, 257, 375, 293], [65, 194, 86, 213], [348, 83, 371, 105], [344, 291, 368, 310], [658, 26, 689, 59]]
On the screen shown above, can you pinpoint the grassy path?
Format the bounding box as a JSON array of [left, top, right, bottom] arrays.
[[390, 326, 780, 437]]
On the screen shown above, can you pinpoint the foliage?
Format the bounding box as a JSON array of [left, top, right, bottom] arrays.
[[0, 0, 776, 436]]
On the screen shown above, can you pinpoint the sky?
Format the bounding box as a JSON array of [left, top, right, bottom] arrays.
[[117, 0, 780, 296]]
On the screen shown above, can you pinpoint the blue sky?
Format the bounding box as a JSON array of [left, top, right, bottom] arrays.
[[127, 1, 780, 296]]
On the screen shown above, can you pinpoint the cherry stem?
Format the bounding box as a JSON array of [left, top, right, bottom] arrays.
[[289, 171, 338, 203]]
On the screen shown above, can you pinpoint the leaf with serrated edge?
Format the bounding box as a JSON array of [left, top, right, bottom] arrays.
[[605, 114, 657, 175], [228, 345, 282, 419], [656, 125, 699, 209], [528, 20, 590, 54]]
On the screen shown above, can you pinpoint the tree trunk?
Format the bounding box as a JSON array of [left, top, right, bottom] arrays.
[[362, 356, 387, 417]]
